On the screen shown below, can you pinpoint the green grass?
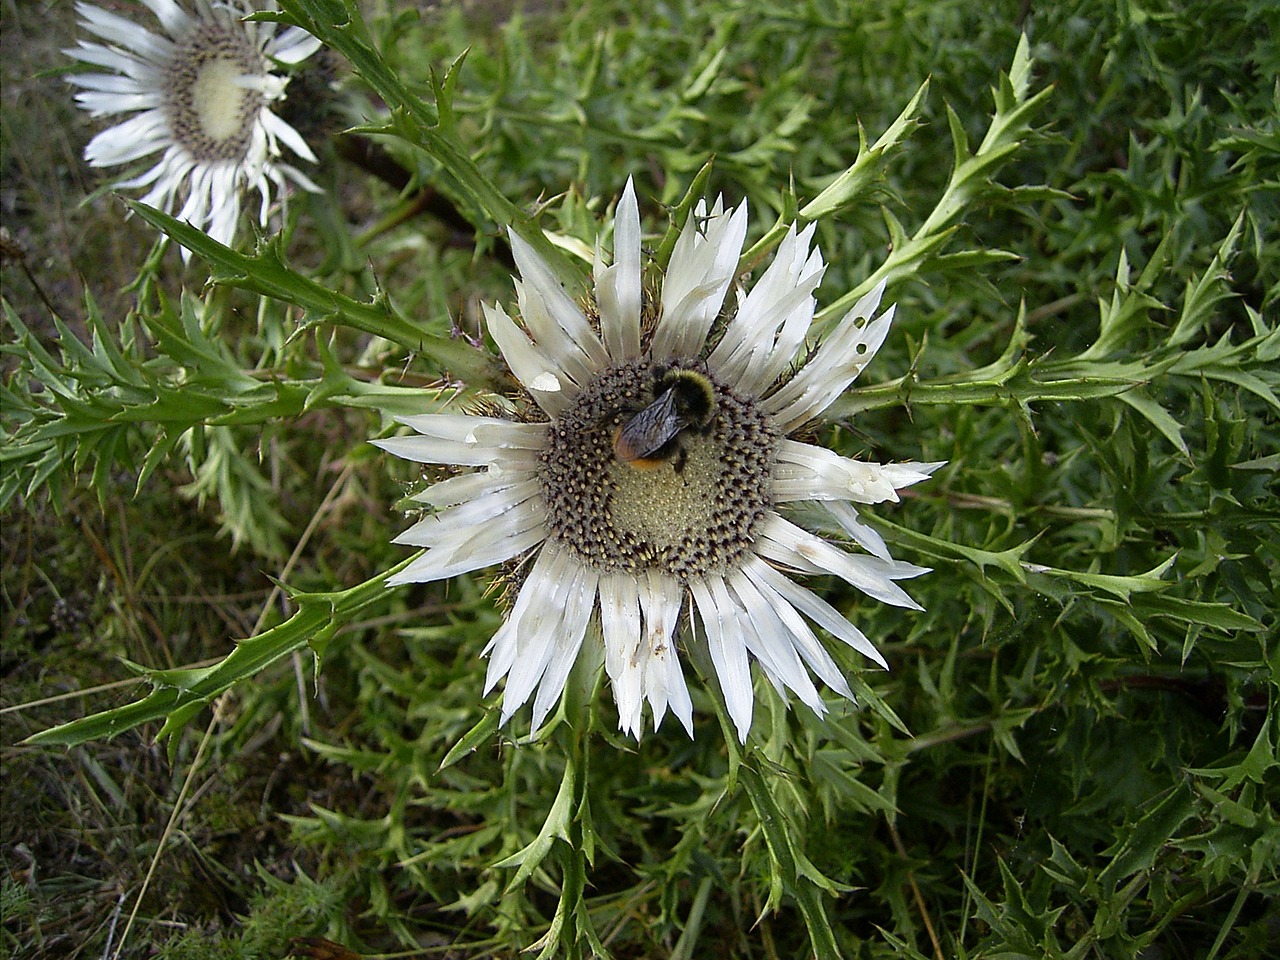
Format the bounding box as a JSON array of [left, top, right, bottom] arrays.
[[2, 0, 1276, 957]]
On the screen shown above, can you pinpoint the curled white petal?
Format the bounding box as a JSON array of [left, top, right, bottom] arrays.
[[773, 440, 945, 505]]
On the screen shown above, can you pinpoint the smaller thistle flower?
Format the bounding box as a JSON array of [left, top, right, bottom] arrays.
[[64, 0, 322, 252], [376, 181, 943, 742]]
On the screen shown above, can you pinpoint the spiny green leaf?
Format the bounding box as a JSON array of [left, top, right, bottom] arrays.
[[23, 554, 421, 748]]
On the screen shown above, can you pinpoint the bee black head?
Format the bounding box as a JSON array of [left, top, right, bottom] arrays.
[[652, 367, 717, 429]]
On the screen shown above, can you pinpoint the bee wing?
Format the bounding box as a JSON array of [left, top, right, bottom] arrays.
[[613, 386, 683, 462]]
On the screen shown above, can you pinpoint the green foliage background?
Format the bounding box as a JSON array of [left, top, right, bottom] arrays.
[[2, 0, 1276, 957]]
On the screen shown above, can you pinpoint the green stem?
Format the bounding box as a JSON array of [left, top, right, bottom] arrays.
[[24, 553, 421, 748]]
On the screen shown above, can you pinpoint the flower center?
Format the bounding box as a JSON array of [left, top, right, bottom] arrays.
[[164, 21, 264, 163], [540, 360, 777, 580]]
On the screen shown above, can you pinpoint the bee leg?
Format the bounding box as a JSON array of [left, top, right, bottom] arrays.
[[671, 445, 689, 475]]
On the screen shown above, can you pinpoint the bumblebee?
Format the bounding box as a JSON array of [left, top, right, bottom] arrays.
[[613, 368, 718, 472]]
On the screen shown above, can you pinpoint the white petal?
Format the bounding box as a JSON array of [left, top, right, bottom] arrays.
[[82, 111, 170, 165], [638, 569, 692, 735], [375, 414, 542, 467], [389, 412, 494, 455], [528, 565, 599, 729], [132, 156, 190, 208], [596, 177, 643, 361], [483, 546, 572, 690], [393, 479, 542, 545], [726, 566, 827, 714], [600, 571, 645, 737], [708, 223, 825, 394], [66, 71, 152, 96], [690, 577, 753, 742], [713, 280, 820, 395], [387, 514, 545, 584], [509, 230, 609, 369], [139, 0, 191, 37], [821, 501, 893, 561], [116, 145, 182, 190], [201, 170, 241, 245], [743, 554, 888, 668], [763, 281, 893, 430], [276, 160, 322, 194], [75, 3, 170, 61], [468, 421, 550, 450], [651, 200, 750, 361], [733, 562, 854, 700], [411, 468, 518, 508], [512, 277, 601, 389], [773, 441, 940, 505], [483, 302, 572, 416], [755, 514, 928, 610], [176, 164, 216, 227], [499, 549, 596, 725], [881, 461, 948, 488], [260, 109, 318, 164], [268, 27, 323, 64], [648, 636, 694, 736], [64, 41, 158, 78]]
